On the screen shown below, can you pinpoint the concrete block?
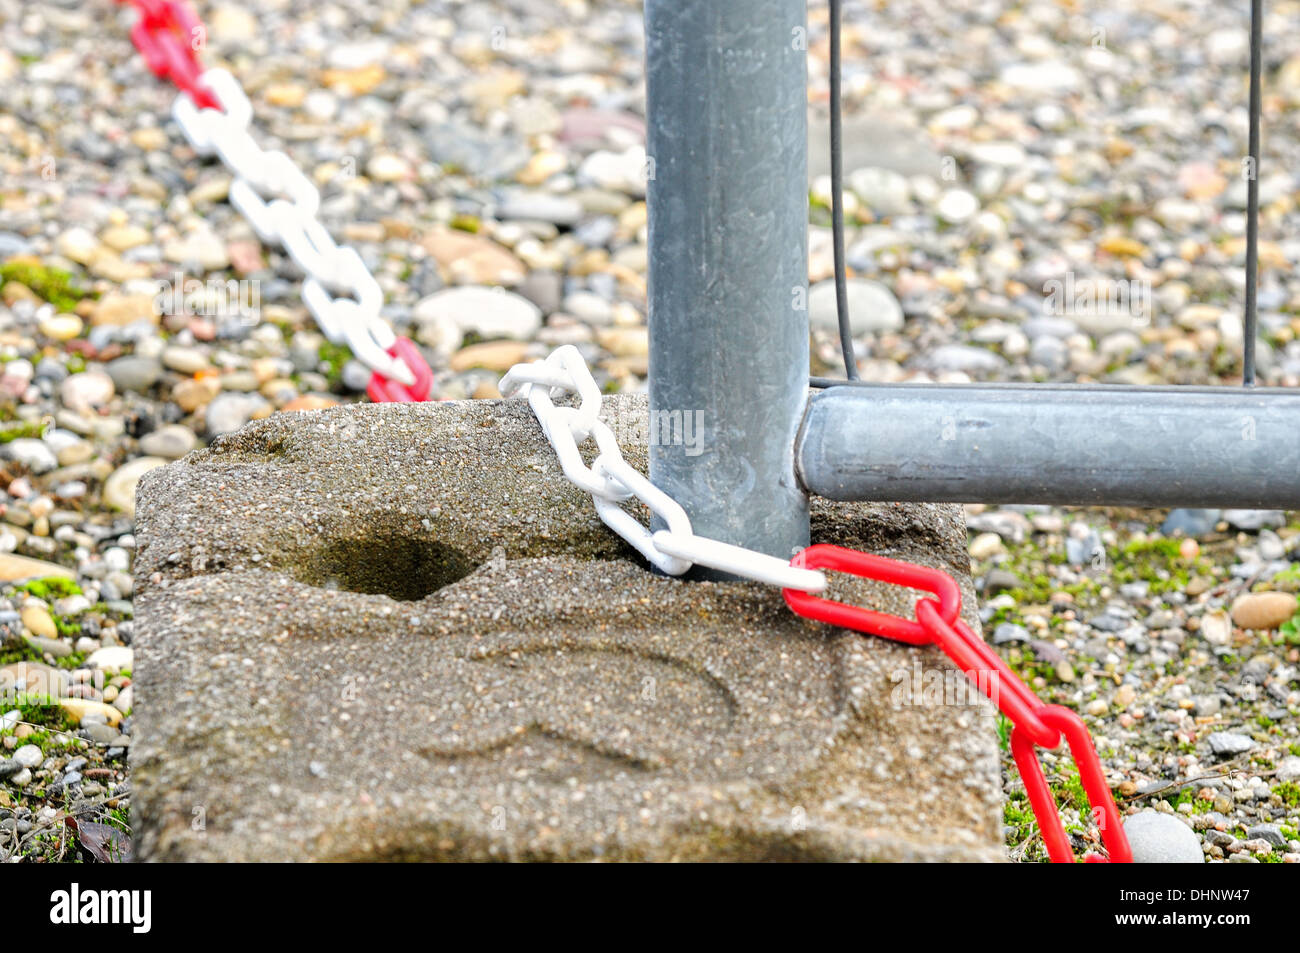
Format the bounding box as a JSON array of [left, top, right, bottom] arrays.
[[132, 395, 1003, 861]]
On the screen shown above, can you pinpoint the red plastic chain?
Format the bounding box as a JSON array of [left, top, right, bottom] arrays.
[[366, 337, 435, 403], [784, 543, 1132, 864], [784, 546, 961, 644], [117, 0, 220, 110]]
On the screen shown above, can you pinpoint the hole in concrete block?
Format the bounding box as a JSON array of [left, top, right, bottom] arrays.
[[296, 533, 477, 601]]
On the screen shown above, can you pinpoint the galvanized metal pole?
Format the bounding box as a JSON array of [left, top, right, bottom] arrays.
[[644, 0, 810, 566], [1243, 0, 1263, 385], [798, 383, 1300, 508]]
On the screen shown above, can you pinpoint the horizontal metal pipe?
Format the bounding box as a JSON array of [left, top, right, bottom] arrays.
[[797, 384, 1300, 508]]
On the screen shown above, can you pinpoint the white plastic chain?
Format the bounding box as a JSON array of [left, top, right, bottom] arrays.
[[171, 68, 415, 386], [500, 346, 828, 593]]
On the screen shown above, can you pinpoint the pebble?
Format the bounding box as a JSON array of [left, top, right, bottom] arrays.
[[161, 346, 210, 375], [1230, 592, 1298, 631], [968, 511, 1030, 542], [105, 355, 163, 393], [1206, 732, 1255, 757], [173, 377, 222, 413], [562, 291, 614, 326], [60, 371, 115, 412], [163, 231, 230, 270], [848, 167, 912, 216], [1223, 509, 1286, 531], [922, 344, 1007, 374], [58, 698, 122, 728], [210, 3, 256, 41], [87, 646, 133, 672], [1066, 527, 1104, 566], [56, 227, 99, 265], [449, 341, 530, 373], [0, 554, 74, 583], [999, 60, 1082, 93], [414, 287, 542, 343], [1123, 811, 1203, 863], [39, 313, 84, 342], [1161, 509, 1221, 536], [139, 424, 198, 459], [24, 631, 72, 658], [20, 605, 57, 640], [578, 147, 648, 196], [595, 328, 648, 359], [1246, 824, 1285, 847], [84, 723, 120, 745], [516, 272, 563, 315], [984, 569, 1022, 594], [11, 744, 43, 769], [422, 229, 527, 286], [204, 393, 270, 436], [367, 153, 411, 182], [808, 279, 904, 335], [968, 533, 1004, 560], [496, 191, 584, 226], [992, 623, 1029, 645], [936, 189, 978, 224], [340, 361, 373, 392], [281, 395, 339, 412], [3, 439, 58, 475], [54, 437, 93, 466], [0, 233, 32, 257], [100, 224, 151, 252], [102, 457, 169, 516]]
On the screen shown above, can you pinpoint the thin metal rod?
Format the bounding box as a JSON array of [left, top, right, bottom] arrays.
[[798, 383, 1300, 508], [829, 0, 858, 380], [1243, 0, 1263, 386], [644, 1, 810, 564], [810, 375, 868, 389]]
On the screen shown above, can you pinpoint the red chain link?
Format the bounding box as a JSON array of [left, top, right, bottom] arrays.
[[366, 337, 434, 403], [117, 0, 220, 110], [784, 543, 1132, 864]]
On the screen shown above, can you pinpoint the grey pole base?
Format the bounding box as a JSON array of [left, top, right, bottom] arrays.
[[798, 383, 1300, 508]]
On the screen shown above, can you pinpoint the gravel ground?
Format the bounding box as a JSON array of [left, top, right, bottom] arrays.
[[1, 0, 1299, 861]]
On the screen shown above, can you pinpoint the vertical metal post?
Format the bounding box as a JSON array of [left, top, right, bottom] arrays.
[[1243, 0, 1263, 386], [644, 0, 810, 567]]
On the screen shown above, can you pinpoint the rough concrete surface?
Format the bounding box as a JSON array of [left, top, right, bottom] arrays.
[[132, 395, 1004, 861]]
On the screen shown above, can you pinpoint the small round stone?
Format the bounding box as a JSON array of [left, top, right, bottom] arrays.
[[1123, 811, 1203, 863], [1230, 591, 1298, 631], [12, 744, 44, 769], [936, 189, 978, 224], [38, 313, 84, 342]]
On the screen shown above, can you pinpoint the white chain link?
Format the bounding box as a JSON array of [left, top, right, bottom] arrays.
[[500, 346, 828, 593], [172, 68, 415, 387]]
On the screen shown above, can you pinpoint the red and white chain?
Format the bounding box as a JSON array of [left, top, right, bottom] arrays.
[[117, 0, 432, 402], [504, 345, 1134, 864]]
